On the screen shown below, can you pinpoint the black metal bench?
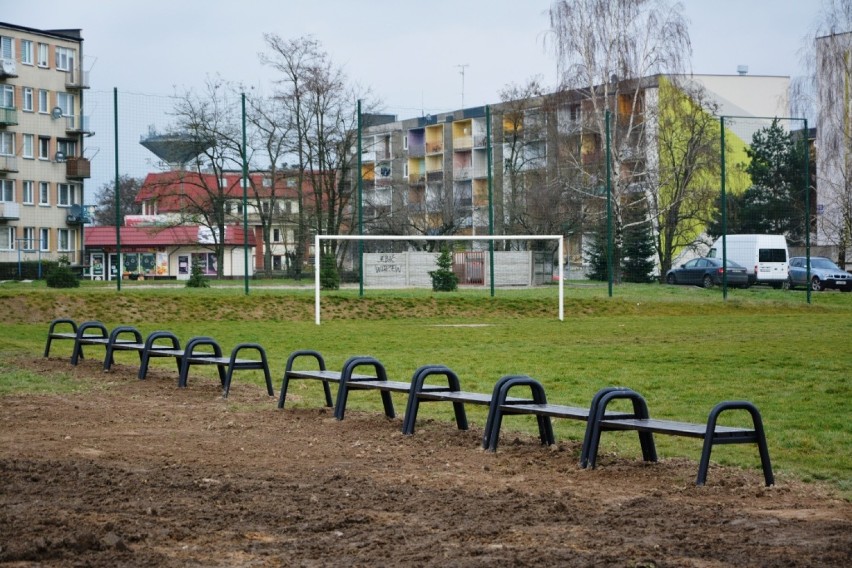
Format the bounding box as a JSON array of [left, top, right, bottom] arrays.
[[278, 351, 527, 445], [141, 335, 273, 398], [482, 376, 634, 453], [584, 388, 774, 486], [44, 319, 114, 364], [150, 333, 275, 398], [137, 331, 184, 379], [44, 318, 79, 358]]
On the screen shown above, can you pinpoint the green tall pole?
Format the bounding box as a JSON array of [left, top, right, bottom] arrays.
[[486, 105, 495, 297], [242, 92, 249, 295], [357, 99, 364, 297], [113, 87, 121, 291], [605, 109, 613, 297], [720, 117, 728, 300], [804, 118, 811, 305]]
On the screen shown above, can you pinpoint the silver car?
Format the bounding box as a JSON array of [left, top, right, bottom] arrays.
[[784, 256, 852, 292]]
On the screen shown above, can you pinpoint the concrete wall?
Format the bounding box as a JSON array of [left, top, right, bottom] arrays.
[[363, 251, 534, 287]]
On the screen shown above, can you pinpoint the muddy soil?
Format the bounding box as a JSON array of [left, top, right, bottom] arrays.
[[1, 357, 850, 567]]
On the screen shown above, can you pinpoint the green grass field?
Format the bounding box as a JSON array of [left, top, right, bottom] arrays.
[[1, 281, 850, 496]]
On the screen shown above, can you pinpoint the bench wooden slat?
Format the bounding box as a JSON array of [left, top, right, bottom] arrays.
[[346, 380, 414, 393], [287, 370, 375, 381], [599, 417, 754, 438]]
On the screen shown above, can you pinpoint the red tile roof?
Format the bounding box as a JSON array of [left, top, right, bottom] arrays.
[[136, 171, 319, 212], [85, 225, 256, 247]]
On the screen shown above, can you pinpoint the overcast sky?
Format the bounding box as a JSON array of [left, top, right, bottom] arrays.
[[3, 0, 827, 199], [4, 0, 825, 117]]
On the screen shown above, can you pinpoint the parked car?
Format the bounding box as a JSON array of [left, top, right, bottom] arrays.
[[665, 257, 750, 288], [784, 256, 852, 292], [707, 234, 789, 287]]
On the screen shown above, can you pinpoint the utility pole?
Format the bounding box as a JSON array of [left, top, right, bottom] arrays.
[[456, 64, 469, 108]]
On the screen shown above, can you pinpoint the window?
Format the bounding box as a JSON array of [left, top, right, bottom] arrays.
[[0, 85, 13, 108], [39, 182, 50, 205], [0, 226, 16, 250], [55, 47, 74, 71], [57, 183, 77, 207], [0, 179, 13, 201], [403, 135, 408, 150], [57, 228, 75, 251], [21, 40, 33, 65], [273, 228, 282, 242], [57, 92, 74, 116], [569, 104, 581, 122], [38, 89, 49, 113], [22, 134, 34, 159], [22, 227, 36, 250], [38, 136, 50, 160], [40, 228, 50, 251], [23, 180, 34, 204], [57, 139, 77, 159], [38, 43, 49, 67], [0, 36, 12, 60], [23, 87, 33, 112], [0, 132, 13, 156]]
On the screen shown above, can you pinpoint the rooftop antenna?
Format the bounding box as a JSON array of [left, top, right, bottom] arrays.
[[456, 64, 469, 109]]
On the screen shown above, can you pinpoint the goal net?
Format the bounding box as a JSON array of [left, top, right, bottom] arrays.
[[314, 234, 564, 324]]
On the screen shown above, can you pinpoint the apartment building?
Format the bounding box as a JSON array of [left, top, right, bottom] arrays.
[[358, 73, 789, 264], [0, 22, 91, 268]]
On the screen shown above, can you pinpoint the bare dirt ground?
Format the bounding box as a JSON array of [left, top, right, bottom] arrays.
[[1, 356, 850, 567]]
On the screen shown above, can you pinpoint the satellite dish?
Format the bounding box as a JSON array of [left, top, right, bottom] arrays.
[[55, 151, 66, 162], [51, 106, 63, 119]]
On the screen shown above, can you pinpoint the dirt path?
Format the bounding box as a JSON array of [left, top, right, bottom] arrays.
[[1, 357, 850, 567]]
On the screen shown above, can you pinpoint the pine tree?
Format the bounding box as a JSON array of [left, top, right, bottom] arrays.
[[429, 246, 459, 292]]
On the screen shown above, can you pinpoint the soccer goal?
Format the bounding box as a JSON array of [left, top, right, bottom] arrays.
[[314, 234, 564, 324]]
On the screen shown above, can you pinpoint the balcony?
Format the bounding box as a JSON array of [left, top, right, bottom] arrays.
[[408, 173, 426, 185], [425, 141, 443, 154], [0, 155, 18, 173], [65, 68, 91, 90], [407, 144, 425, 157], [65, 115, 93, 135], [0, 106, 17, 127], [0, 58, 17, 79], [0, 201, 20, 221], [453, 135, 473, 150], [454, 166, 472, 180], [66, 204, 90, 225], [66, 157, 91, 179]]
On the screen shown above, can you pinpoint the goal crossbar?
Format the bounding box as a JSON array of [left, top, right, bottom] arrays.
[[315, 234, 564, 324]]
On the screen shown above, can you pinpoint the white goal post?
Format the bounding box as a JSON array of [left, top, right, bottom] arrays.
[[314, 234, 564, 324]]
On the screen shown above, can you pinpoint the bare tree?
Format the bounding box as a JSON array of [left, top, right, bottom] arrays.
[[498, 79, 546, 241], [649, 80, 721, 274], [241, 91, 295, 272], [160, 77, 244, 277], [795, 0, 852, 267], [548, 0, 691, 278], [261, 35, 374, 272]]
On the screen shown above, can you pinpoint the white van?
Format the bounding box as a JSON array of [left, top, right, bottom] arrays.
[[707, 234, 789, 287]]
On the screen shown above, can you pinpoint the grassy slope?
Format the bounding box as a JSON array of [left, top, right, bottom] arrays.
[[0, 282, 849, 494]]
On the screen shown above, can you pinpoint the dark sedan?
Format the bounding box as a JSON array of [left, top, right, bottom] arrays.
[[665, 257, 750, 288], [784, 256, 852, 292]]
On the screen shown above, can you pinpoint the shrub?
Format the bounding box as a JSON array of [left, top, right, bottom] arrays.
[[429, 246, 458, 292], [46, 256, 80, 288], [320, 253, 340, 290]]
